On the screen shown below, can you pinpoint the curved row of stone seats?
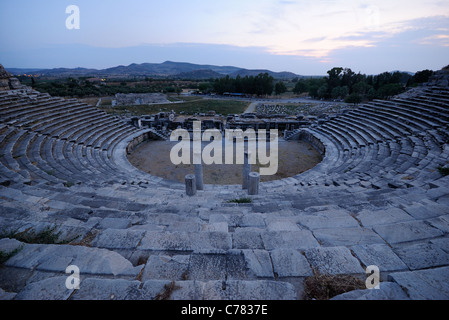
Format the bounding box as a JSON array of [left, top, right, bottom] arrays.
[[27, 131, 148, 185], [1, 98, 80, 125], [308, 123, 384, 178], [0, 97, 77, 117], [0, 88, 151, 186], [356, 105, 419, 136], [298, 129, 348, 180], [28, 104, 101, 134], [422, 87, 449, 99], [386, 99, 449, 128], [0, 92, 120, 144], [346, 109, 406, 140], [405, 96, 449, 116], [0, 97, 61, 116], [0, 128, 32, 181], [370, 101, 441, 129], [0, 127, 64, 184], [298, 86, 449, 188], [0, 91, 49, 108]]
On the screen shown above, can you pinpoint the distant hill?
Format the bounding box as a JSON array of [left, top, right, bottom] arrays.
[[6, 61, 301, 80], [6, 68, 44, 75], [230, 69, 298, 80]]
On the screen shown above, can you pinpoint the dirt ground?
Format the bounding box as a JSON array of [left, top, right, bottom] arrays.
[[128, 139, 323, 185]]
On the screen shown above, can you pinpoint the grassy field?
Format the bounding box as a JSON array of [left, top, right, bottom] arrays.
[[99, 98, 250, 116]]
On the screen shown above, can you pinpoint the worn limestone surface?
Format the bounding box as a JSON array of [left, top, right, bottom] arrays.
[[0, 75, 448, 300]]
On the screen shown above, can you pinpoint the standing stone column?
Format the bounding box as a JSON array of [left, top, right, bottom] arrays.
[[248, 172, 260, 195], [194, 152, 204, 191], [248, 172, 260, 196], [185, 174, 197, 197], [242, 151, 252, 190]]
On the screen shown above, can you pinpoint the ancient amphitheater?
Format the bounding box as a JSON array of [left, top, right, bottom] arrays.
[[0, 64, 448, 300]]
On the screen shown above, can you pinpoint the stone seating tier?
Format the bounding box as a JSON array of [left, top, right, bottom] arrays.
[[0, 83, 448, 300]]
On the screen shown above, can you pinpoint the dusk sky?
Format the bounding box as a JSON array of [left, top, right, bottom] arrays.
[[0, 0, 448, 75]]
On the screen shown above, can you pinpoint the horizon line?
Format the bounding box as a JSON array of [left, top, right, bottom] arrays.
[[3, 60, 421, 78]]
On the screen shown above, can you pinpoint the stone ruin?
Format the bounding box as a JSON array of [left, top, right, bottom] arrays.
[[114, 93, 170, 106], [0, 66, 448, 300], [0, 64, 25, 91], [132, 110, 309, 139], [429, 68, 449, 87]]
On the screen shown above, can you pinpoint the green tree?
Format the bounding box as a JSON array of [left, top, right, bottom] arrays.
[[254, 73, 274, 96], [275, 81, 287, 95], [293, 79, 309, 94], [377, 83, 404, 99], [366, 87, 377, 100], [331, 86, 349, 99], [212, 73, 273, 96], [327, 67, 344, 95], [345, 93, 362, 105], [352, 81, 368, 95], [341, 68, 357, 92], [408, 69, 434, 86], [308, 78, 327, 98], [198, 82, 212, 93], [317, 84, 329, 99]]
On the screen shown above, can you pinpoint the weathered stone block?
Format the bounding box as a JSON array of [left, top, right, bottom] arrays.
[[14, 276, 74, 300], [139, 231, 232, 251], [267, 220, 301, 232], [356, 208, 414, 227], [188, 252, 247, 281], [203, 280, 297, 300], [331, 282, 409, 300], [142, 255, 190, 281], [402, 202, 448, 220], [91, 229, 145, 250], [313, 227, 385, 246], [373, 221, 444, 244], [97, 218, 132, 230], [4, 244, 141, 277], [388, 267, 449, 300], [304, 247, 365, 275], [0, 238, 23, 255], [393, 241, 449, 270], [297, 209, 359, 230], [242, 249, 274, 278], [261, 231, 319, 250], [232, 228, 264, 249], [71, 278, 142, 300], [351, 244, 408, 275], [270, 249, 313, 277]]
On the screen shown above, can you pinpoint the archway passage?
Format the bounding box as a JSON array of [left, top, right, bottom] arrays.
[[128, 139, 323, 185]]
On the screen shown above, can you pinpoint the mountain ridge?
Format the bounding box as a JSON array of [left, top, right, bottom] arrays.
[[6, 61, 300, 79]]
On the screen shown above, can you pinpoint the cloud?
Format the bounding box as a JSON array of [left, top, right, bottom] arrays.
[[417, 34, 449, 46], [221, 1, 449, 60]]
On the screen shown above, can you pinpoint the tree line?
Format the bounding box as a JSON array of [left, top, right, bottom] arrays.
[[207, 67, 434, 103], [292, 68, 434, 103], [212, 73, 275, 96]]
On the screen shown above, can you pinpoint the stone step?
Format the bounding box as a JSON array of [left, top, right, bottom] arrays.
[[11, 277, 298, 300]]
